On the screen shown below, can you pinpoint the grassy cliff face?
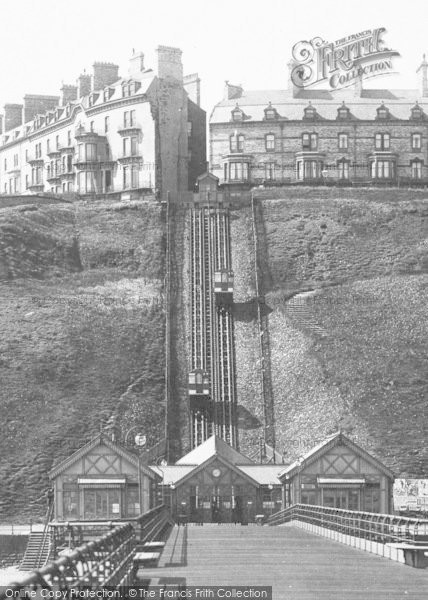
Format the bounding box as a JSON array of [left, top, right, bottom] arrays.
[[232, 191, 428, 475], [0, 200, 165, 521]]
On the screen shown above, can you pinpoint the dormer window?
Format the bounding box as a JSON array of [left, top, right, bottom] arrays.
[[411, 103, 423, 120], [303, 103, 316, 120], [231, 104, 244, 122], [376, 103, 389, 120], [337, 103, 350, 120], [264, 102, 277, 120]]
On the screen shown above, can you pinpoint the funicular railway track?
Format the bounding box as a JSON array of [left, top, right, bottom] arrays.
[[189, 204, 237, 448]]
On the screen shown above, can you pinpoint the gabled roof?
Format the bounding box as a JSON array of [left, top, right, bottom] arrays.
[[176, 435, 253, 466], [278, 432, 394, 481], [49, 433, 160, 481], [153, 453, 263, 488]]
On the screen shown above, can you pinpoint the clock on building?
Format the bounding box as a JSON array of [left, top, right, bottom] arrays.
[[212, 468, 221, 478]]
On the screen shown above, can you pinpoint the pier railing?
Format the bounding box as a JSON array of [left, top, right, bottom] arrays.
[[266, 503, 428, 545], [0, 505, 170, 597]]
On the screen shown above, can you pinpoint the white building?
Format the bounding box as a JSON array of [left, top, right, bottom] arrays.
[[0, 47, 206, 200]]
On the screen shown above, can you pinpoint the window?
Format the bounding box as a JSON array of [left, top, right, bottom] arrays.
[[67, 130, 72, 146], [376, 104, 389, 119], [78, 171, 95, 193], [265, 162, 275, 180], [85, 143, 97, 161], [127, 485, 140, 517], [411, 160, 423, 179], [371, 160, 395, 179], [123, 138, 129, 156], [130, 110, 136, 126], [265, 134, 275, 151], [124, 111, 129, 127], [304, 104, 316, 119], [90, 121, 94, 133], [25, 175, 29, 189], [63, 490, 79, 520], [302, 133, 318, 150], [411, 104, 423, 120], [230, 134, 244, 152], [230, 162, 249, 180], [338, 133, 348, 150], [123, 166, 130, 188], [131, 166, 139, 188], [56, 135, 59, 150], [264, 103, 277, 120], [47, 139, 50, 153], [231, 106, 244, 122], [14, 154, 18, 167], [187, 121, 192, 136], [297, 159, 322, 180], [337, 159, 350, 179], [337, 104, 350, 120], [67, 155, 73, 172], [130, 137, 137, 156], [224, 163, 228, 181], [25, 149, 28, 162], [374, 133, 390, 150], [3, 158, 6, 170], [104, 117, 109, 133], [411, 133, 422, 151]]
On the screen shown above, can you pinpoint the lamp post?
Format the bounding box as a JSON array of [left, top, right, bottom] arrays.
[[124, 427, 146, 516]]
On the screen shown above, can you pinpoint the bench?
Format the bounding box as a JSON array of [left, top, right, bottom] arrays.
[[143, 541, 166, 549], [133, 552, 161, 566], [387, 544, 428, 568]]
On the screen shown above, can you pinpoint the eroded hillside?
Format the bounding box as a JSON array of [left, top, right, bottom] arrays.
[[232, 190, 428, 475], [0, 199, 165, 521]]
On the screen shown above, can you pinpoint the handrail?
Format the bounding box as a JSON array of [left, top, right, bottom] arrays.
[[2, 505, 169, 597], [35, 499, 55, 569], [266, 504, 428, 546]]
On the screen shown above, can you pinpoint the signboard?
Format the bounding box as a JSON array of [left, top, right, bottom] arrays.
[[291, 28, 400, 90]]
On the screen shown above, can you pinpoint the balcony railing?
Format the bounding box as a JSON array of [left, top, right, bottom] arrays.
[[117, 122, 142, 135], [27, 156, 44, 165]]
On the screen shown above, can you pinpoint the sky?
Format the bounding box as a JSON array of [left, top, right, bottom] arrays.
[[1, 0, 428, 116]]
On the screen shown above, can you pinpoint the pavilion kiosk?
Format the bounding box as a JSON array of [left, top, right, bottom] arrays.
[[50, 433, 161, 521], [278, 432, 394, 513]]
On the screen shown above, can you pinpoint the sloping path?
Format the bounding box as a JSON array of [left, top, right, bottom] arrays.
[[137, 523, 428, 599]]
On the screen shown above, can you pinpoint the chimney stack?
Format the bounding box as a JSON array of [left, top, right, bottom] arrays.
[[61, 84, 78, 106], [184, 73, 201, 106], [224, 81, 243, 100], [92, 62, 120, 91], [156, 46, 183, 82], [77, 72, 92, 98], [4, 104, 23, 131], [24, 94, 60, 123], [417, 54, 428, 97], [129, 50, 145, 76]]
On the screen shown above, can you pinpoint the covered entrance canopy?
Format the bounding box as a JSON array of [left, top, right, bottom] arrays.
[[150, 436, 285, 523]]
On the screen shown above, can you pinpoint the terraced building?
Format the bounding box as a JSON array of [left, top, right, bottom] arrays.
[[0, 47, 206, 199], [209, 57, 428, 186]]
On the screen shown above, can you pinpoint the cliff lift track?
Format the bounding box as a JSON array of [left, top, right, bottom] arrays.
[[189, 206, 237, 448]]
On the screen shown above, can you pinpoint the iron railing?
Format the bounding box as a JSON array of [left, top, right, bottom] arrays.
[[266, 503, 428, 546], [1, 505, 170, 597]]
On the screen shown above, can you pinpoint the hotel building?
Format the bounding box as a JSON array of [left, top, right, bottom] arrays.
[[0, 47, 206, 199], [209, 57, 428, 186]]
